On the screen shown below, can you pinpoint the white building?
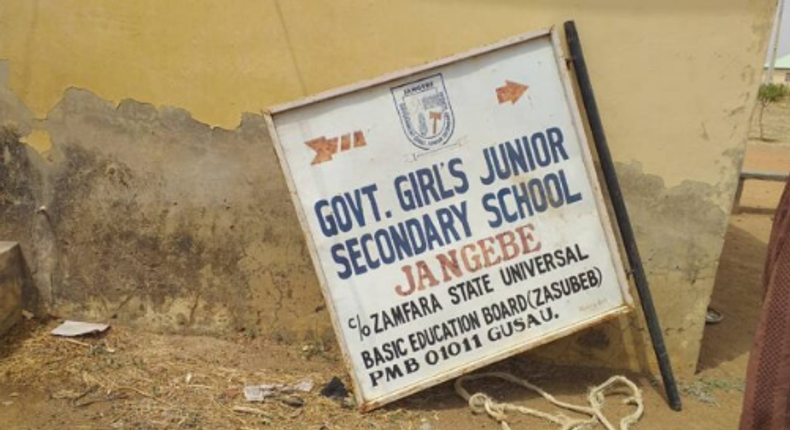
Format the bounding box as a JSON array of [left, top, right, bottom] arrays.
[[766, 53, 790, 85]]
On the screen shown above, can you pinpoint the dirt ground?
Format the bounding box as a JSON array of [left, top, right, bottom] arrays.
[[1, 105, 789, 430]]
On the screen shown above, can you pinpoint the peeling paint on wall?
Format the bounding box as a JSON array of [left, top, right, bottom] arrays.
[[0, 56, 753, 375], [21, 130, 51, 154], [0, 0, 777, 375], [0, 73, 330, 338], [537, 161, 732, 374]]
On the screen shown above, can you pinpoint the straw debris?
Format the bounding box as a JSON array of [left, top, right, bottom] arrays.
[[0, 320, 421, 429]]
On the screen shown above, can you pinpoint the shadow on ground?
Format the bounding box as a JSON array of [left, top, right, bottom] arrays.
[[697, 223, 766, 373]]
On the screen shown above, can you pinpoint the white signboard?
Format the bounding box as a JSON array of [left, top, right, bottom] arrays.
[[265, 28, 633, 411]]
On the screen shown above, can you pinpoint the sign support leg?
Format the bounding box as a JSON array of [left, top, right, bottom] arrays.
[[563, 20, 683, 412]]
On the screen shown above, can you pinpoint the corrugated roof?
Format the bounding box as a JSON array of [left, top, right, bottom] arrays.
[[766, 53, 790, 69]]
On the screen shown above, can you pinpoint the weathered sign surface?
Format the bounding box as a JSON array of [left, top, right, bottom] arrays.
[[265, 27, 633, 410]]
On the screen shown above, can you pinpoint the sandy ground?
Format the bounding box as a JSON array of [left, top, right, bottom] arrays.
[[1, 106, 789, 429]]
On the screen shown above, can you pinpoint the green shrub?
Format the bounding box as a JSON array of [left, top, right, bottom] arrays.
[[757, 83, 788, 140], [758, 83, 789, 104]]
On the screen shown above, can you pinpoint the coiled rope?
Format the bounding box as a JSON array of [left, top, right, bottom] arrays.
[[454, 372, 644, 430]]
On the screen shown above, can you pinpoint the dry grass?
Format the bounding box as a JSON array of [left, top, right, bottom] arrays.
[[0, 320, 424, 430]]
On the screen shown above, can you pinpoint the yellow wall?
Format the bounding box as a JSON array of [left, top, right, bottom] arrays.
[[0, 1, 772, 187], [0, 0, 777, 375]]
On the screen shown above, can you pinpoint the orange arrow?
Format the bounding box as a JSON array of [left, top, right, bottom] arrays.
[[496, 80, 528, 105], [305, 136, 338, 165]]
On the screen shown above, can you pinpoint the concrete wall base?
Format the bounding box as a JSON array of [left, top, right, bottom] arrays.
[[0, 242, 23, 337]]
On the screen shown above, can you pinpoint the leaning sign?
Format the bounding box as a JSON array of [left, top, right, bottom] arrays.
[[265, 27, 634, 411]]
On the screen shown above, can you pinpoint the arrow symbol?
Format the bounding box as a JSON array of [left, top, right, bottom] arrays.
[[305, 136, 338, 165], [496, 80, 528, 105], [304, 131, 367, 166]]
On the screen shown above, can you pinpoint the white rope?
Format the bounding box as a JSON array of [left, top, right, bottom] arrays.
[[454, 372, 644, 430]]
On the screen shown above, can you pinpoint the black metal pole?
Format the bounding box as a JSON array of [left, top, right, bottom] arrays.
[[563, 20, 682, 411]]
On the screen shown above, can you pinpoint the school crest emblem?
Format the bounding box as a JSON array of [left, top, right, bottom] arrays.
[[391, 74, 455, 150]]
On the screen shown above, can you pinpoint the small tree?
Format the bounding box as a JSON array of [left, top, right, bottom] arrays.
[[757, 83, 789, 140]]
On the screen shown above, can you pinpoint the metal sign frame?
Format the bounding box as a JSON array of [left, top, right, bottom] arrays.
[[264, 26, 637, 411]]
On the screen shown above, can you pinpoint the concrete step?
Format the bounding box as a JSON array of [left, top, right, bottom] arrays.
[[0, 242, 23, 336]]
